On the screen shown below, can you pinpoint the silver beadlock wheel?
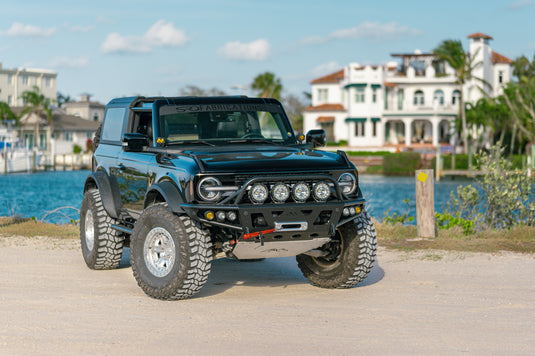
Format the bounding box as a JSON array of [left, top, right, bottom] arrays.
[[84, 209, 95, 251], [130, 203, 212, 300], [144, 227, 176, 278]]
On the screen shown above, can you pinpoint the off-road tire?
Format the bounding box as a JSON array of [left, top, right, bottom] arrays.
[[296, 211, 377, 288], [80, 189, 124, 269], [130, 203, 212, 300]]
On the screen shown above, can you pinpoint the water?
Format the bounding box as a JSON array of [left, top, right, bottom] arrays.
[[0, 171, 473, 224]]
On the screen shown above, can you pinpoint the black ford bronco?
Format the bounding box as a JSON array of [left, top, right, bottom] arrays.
[[80, 96, 377, 300]]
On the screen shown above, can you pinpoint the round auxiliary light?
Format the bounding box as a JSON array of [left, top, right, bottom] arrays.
[[197, 177, 222, 201], [226, 211, 237, 222], [216, 211, 226, 221], [249, 184, 268, 204], [271, 183, 290, 203], [338, 173, 357, 195], [349, 206, 356, 215], [343, 207, 350, 217], [292, 182, 310, 202], [313, 181, 331, 201]]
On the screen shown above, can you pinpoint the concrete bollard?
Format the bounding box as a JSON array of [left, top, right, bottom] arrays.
[[415, 169, 436, 238]]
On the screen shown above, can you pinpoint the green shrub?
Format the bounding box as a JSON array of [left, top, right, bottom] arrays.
[[431, 154, 471, 170], [383, 152, 421, 175], [73, 144, 82, 154]]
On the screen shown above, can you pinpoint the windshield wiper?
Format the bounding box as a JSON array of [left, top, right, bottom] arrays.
[[168, 140, 215, 147], [226, 139, 285, 145]]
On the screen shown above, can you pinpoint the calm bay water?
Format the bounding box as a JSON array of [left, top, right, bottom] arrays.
[[0, 170, 473, 224]]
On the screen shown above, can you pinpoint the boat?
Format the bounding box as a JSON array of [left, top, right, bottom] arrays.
[[0, 126, 43, 173]]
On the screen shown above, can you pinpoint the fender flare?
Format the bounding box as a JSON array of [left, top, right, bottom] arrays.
[[83, 171, 122, 219], [144, 180, 186, 213]]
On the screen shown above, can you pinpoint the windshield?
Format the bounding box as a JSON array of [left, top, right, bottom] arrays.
[[158, 103, 295, 144]]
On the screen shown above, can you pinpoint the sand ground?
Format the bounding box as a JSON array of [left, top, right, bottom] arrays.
[[1, 235, 534, 355]]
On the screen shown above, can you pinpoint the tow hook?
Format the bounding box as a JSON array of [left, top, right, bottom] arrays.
[[243, 228, 276, 246]]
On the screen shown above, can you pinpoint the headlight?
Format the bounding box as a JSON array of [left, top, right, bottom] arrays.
[[249, 183, 268, 204], [338, 173, 357, 195], [271, 183, 290, 203], [197, 177, 222, 201], [292, 182, 310, 202], [313, 181, 331, 201]]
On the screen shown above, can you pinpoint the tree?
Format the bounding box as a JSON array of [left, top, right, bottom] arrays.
[[0, 102, 17, 125], [282, 94, 306, 133], [251, 72, 282, 99], [57, 92, 72, 108], [21, 85, 53, 150], [433, 40, 487, 154]]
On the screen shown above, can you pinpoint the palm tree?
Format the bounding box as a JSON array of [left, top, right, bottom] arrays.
[[20, 85, 53, 150], [0, 102, 17, 125], [251, 72, 282, 99], [433, 40, 487, 154]]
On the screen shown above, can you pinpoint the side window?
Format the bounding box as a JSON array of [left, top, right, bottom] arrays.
[[101, 107, 126, 142]]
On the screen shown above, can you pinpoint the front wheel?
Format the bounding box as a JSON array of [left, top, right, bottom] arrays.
[[296, 211, 377, 288], [130, 204, 212, 300]]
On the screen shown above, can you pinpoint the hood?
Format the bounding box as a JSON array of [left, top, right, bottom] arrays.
[[177, 146, 351, 173]]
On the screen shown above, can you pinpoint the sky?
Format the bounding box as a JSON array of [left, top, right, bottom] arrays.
[[1, 0, 534, 105]]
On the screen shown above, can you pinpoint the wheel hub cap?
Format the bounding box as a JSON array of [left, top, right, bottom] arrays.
[[144, 227, 176, 277], [84, 210, 95, 251]]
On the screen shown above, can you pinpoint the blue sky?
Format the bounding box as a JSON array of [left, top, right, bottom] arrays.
[[1, 0, 534, 104]]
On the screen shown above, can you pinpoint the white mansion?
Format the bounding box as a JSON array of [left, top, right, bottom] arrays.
[[303, 33, 513, 148]]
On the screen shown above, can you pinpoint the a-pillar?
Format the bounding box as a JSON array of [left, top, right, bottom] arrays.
[[402, 118, 413, 147]]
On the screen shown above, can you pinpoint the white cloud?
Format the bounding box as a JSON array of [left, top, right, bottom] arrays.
[[303, 21, 421, 45], [311, 61, 342, 77], [49, 56, 90, 69], [218, 39, 271, 61], [144, 20, 188, 47], [2, 22, 56, 38], [508, 0, 533, 9], [100, 20, 188, 54]]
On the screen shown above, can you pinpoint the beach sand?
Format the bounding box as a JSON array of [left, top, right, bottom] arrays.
[[1, 235, 534, 355]]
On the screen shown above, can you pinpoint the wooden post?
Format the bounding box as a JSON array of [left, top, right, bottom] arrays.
[[32, 151, 36, 173], [416, 169, 435, 238]]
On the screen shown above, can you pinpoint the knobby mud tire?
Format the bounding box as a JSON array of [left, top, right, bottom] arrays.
[[80, 189, 124, 270], [130, 204, 212, 300], [296, 211, 377, 288]]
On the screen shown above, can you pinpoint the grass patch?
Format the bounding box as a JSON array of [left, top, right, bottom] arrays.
[[375, 220, 535, 253], [0, 216, 79, 239]]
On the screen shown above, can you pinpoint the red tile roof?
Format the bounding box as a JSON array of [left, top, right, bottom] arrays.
[[310, 69, 344, 84], [467, 32, 493, 40], [492, 51, 513, 64], [316, 116, 335, 123], [304, 103, 345, 112]]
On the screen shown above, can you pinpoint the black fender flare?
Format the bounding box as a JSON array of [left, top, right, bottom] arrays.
[[83, 171, 122, 219], [144, 180, 186, 213]]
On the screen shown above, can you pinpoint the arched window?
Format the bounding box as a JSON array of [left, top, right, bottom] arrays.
[[433, 90, 444, 105], [452, 90, 460, 105], [413, 90, 424, 106]]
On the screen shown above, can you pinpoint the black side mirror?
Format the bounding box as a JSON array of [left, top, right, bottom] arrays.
[[122, 133, 149, 152], [306, 129, 326, 148]]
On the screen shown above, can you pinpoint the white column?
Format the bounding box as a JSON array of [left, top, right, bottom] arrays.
[[431, 117, 440, 147], [403, 118, 413, 146]]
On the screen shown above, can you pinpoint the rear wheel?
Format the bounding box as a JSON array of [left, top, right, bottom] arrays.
[[296, 211, 377, 288], [80, 189, 124, 270], [130, 204, 212, 300]]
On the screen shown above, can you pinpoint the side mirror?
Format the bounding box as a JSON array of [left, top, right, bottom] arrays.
[[122, 133, 149, 152], [306, 129, 326, 148]]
